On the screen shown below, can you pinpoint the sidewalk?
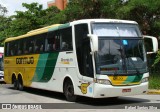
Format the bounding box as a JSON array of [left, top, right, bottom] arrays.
[[148, 89, 160, 95]]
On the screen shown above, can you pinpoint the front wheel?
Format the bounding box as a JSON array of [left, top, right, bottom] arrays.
[[64, 80, 77, 102]]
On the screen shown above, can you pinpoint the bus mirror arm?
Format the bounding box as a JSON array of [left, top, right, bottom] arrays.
[[87, 34, 98, 52], [143, 35, 158, 54]]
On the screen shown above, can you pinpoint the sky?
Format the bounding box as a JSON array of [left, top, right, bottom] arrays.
[[0, 0, 48, 16]]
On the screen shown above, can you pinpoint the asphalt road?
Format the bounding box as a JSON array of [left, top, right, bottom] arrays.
[[0, 84, 160, 112]]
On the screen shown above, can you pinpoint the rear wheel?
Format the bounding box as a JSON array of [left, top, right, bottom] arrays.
[[12, 77, 18, 90], [64, 80, 77, 102], [17, 77, 23, 91]]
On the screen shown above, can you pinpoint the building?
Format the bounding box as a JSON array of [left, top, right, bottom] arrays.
[[47, 0, 68, 10]]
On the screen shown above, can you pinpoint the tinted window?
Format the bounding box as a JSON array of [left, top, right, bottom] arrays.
[[59, 27, 73, 51], [34, 33, 46, 53], [75, 24, 93, 77], [46, 31, 60, 52]]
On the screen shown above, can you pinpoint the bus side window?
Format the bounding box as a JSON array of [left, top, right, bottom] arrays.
[[40, 45, 44, 52], [18, 40, 23, 55], [5, 43, 9, 56], [46, 31, 59, 52], [35, 33, 46, 53], [10, 49, 14, 56], [24, 40, 28, 54], [9, 42, 17, 56], [54, 36, 60, 50], [24, 38, 34, 54], [59, 27, 73, 51]]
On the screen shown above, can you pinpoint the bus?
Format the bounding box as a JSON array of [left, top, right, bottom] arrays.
[[4, 19, 158, 102]]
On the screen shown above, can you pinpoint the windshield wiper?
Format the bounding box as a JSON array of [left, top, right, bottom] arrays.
[[126, 56, 140, 75], [118, 47, 127, 73]]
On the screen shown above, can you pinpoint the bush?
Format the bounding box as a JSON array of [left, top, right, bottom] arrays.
[[149, 73, 160, 89]]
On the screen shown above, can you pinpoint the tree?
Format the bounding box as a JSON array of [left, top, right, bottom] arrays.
[[60, 0, 103, 22], [0, 4, 9, 45], [101, 0, 123, 18], [0, 4, 7, 16], [117, 0, 160, 36], [41, 6, 60, 25], [10, 3, 46, 36]]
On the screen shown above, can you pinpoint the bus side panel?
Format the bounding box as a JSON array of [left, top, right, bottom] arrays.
[[29, 52, 74, 92], [29, 52, 91, 97], [46, 52, 94, 97], [4, 55, 39, 86]]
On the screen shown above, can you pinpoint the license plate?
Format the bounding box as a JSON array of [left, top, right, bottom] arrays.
[[122, 88, 131, 93]]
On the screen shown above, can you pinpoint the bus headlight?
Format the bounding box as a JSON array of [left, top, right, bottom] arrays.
[[141, 77, 149, 83], [96, 79, 111, 85]]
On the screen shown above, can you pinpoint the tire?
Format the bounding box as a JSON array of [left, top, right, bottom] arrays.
[[18, 77, 23, 91], [13, 78, 18, 90], [64, 80, 77, 102]]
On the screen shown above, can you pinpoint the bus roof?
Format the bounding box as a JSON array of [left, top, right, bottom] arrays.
[[5, 24, 61, 42], [70, 19, 138, 25], [5, 19, 138, 42]]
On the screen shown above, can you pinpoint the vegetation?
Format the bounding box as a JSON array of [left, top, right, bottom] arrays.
[[0, 0, 160, 39], [149, 73, 160, 89]]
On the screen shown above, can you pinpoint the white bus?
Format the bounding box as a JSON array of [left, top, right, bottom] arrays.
[[4, 19, 158, 101]]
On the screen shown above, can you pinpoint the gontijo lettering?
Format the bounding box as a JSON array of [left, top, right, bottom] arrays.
[[16, 57, 34, 64]]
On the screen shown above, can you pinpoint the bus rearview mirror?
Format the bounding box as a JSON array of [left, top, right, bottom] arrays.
[[143, 35, 158, 54], [87, 34, 98, 52]]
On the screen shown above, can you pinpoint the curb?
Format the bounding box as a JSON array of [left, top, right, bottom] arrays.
[[147, 90, 160, 95]]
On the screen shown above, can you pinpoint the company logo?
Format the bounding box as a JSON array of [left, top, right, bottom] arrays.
[[2, 104, 11, 109], [16, 57, 34, 64], [1, 104, 42, 109], [78, 83, 90, 94], [60, 58, 73, 64]]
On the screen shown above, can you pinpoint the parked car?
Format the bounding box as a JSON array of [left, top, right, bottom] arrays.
[[0, 71, 4, 82], [0, 47, 4, 83]]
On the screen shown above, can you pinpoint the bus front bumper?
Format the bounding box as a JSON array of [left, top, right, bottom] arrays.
[[93, 82, 148, 98]]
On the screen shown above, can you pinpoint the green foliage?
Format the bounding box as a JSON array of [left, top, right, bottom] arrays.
[[117, 0, 160, 36], [101, 0, 122, 18], [0, 16, 12, 45], [0, 4, 7, 16], [0, 4, 9, 45], [10, 3, 46, 36], [153, 50, 160, 66], [149, 73, 160, 89], [58, 0, 101, 22], [42, 6, 60, 25], [0, 2, 60, 39], [1, 0, 160, 37]]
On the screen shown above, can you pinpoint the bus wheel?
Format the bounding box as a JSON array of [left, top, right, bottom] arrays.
[[64, 80, 77, 102], [13, 77, 18, 90], [18, 76, 23, 91]]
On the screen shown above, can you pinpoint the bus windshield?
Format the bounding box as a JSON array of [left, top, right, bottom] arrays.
[[92, 23, 148, 75]]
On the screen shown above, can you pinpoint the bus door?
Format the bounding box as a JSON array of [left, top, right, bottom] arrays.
[[75, 24, 94, 96], [79, 38, 94, 95]]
